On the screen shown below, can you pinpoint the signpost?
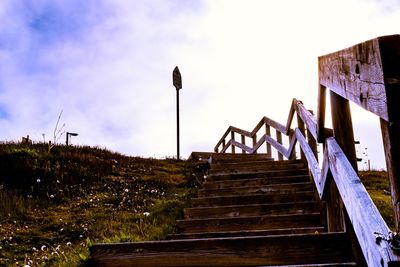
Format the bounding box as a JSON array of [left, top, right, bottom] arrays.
[[173, 66, 182, 160], [66, 132, 78, 145]]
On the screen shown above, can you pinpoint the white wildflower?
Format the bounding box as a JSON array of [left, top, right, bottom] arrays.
[[41, 245, 47, 251], [66, 242, 72, 246], [36, 179, 41, 183], [124, 188, 129, 193], [143, 212, 150, 217]]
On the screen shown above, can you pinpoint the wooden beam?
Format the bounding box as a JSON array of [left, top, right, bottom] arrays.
[[381, 119, 400, 232], [241, 134, 246, 154], [378, 35, 400, 232], [318, 36, 398, 121], [326, 138, 400, 266], [317, 84, 327, 142], [297, 114, 306, 161], [295, 129, 320, 189], [330, 91, 358, 171], [276, 130, 284, 161], [230, 131, 235, 154], [265, 125, 271, 158]]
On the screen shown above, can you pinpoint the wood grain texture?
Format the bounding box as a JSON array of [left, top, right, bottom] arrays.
[[90, 233, 352, 267], [326, 138, 400, 266], [318, 37, 388, 120]]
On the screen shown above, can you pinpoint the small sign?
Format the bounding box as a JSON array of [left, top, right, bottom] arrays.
[[173, 66, 182, 90]]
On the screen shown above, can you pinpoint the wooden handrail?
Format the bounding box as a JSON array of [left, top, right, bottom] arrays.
[[214, 35, 400, 266]]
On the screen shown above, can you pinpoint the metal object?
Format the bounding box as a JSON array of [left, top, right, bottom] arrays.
[[173, 67, 182, 160], [66, 132, 78, 145]]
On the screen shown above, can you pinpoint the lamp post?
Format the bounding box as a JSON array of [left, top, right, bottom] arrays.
[[173, 66, 182, 160], [66, 132, 78, 145]]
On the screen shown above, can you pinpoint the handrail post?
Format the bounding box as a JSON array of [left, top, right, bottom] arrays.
[[308, 110, 318, 161], [276, 130, 283, 161], [265, 125, 271, 158], [252, 134, 257, 154], [241, 134, 246, 154], [325, 90, 358, 232], [297, 114, 306, 162], [231, 131, 235, 154]]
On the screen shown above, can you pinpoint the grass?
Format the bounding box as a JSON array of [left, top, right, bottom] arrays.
[[0, 143, 208, 267], [0, 142, 394, 266]]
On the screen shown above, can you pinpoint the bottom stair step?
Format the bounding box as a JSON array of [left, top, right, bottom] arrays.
[[89, 232, 353, 266]]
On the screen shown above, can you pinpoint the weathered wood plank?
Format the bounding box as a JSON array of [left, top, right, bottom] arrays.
[[90, 233, 353, 267], [295, 128, 321, 192], [318, 36, 389, 121], [276, 130, 284, 160], [176, 213, 322, 233], [203, 175, 311, 190], [380, 118, 400, 232], [294, 99, 318, 141], [170, 226, 325, 239], [198, 182, 313, 197], [191, 191, 314, 207], [207, 168, 309, 181], [184, 201, 322, 219], [330, 90, 358, 171], [326, 137, 400, 266]]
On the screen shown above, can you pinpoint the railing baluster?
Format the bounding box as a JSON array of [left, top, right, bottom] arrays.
[[231, 131, 235, 154], [241, 134, 246, 154], [297, 114, 306, 162], [265, 125, 271, 158], [276, 130, 283, 160], [252, 134, 257, 154]]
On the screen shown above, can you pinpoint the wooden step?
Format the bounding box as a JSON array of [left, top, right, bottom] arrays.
[[209, 159, 306, 173], [184, 201, 323, 219], [176, 213, 323, 233], [89, 232, 353, 266], [198, 182, 313, 197], [170, 226, 325, 239], [207, 168, 309, 181], [263, 263, 357, 267], [203, 175, 311, 189], [192, 191, 315, 207], [210, 153, 272, 164]]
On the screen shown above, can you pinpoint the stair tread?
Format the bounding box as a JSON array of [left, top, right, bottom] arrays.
[[90, 232, 353, 266], [192, 191, 315, 207], [184, 201, 323, 219], [207, 168, 309, 181], [170, 226, 325, 239], [177, 213, 323, 233], [198, 182, 313, 197]]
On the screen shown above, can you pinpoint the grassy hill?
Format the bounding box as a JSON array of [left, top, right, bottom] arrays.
[[0, 143, 208, 266], [0, 143, 394, 266]]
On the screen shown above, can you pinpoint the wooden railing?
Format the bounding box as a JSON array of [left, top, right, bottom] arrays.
[[214, 35, 400, 266]]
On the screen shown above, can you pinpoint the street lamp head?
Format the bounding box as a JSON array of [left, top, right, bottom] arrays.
[[173, 66, 182, 90]]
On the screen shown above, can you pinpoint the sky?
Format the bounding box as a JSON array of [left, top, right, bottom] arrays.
[[0, 0, 399, 169]]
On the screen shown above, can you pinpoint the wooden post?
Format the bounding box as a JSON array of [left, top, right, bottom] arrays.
[[288, 131, 296, 160], [241, 134, 246, 154], [265, 125, 271, 158], [297, 114, 306, 162], [317, 85, 326, 143], [307, 110, 318, 161], [252, 134, 257, 154], [381, 120, 400, 232], [276, 130, 283, 161], [330, 91, 358, 171], [231, 131, 235, 154], [324, 90, 358, 232]]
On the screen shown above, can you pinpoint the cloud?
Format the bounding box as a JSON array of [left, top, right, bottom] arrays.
[[0, 0, 398, 168]]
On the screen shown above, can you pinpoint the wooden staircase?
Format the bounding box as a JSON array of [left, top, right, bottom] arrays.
[[90, 154, 357, 266]]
